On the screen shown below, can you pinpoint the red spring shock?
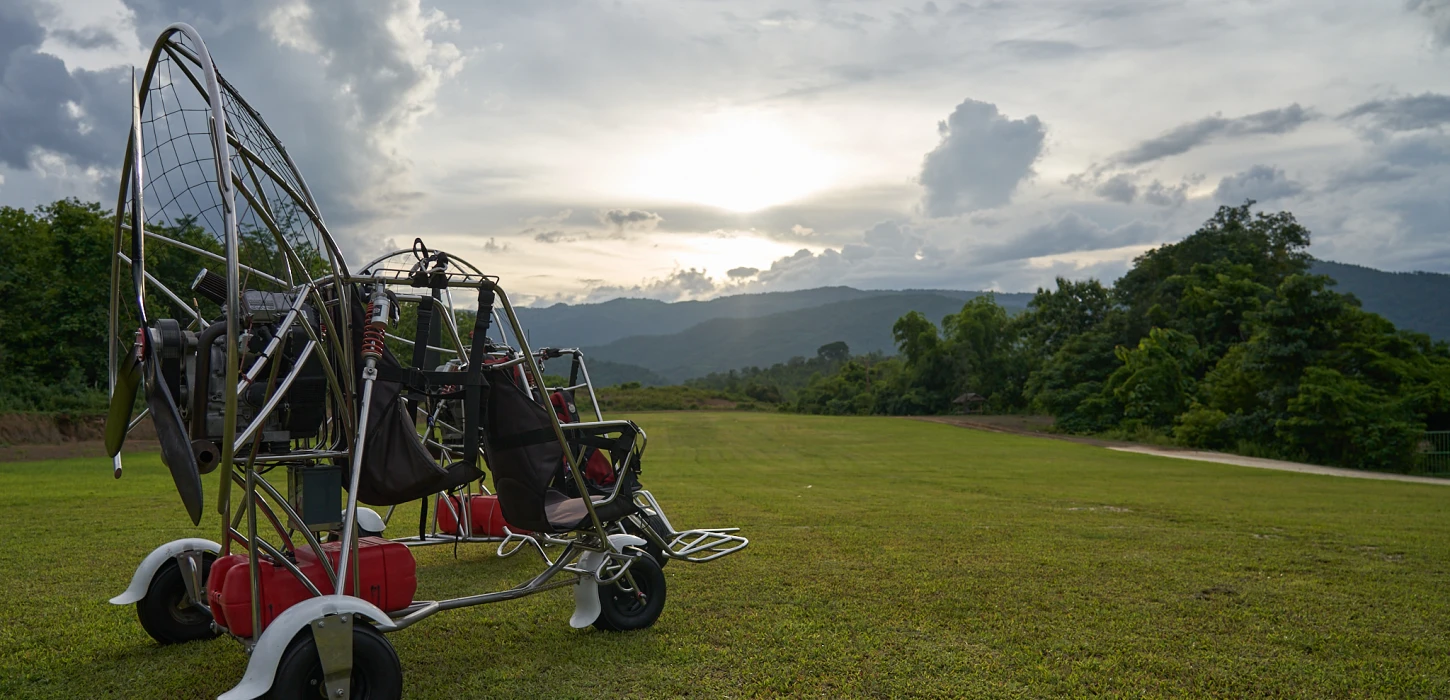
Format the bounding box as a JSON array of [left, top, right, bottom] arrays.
[[361, 300, 386, 360]]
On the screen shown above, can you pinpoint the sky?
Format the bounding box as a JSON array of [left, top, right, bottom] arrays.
[[3, 0, 1450, 306]]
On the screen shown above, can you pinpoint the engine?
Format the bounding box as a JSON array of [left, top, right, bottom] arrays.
[[147, 272, 329, 471]]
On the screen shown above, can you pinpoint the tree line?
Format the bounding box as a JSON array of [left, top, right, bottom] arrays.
[[0, 199, 324, 412], [785, 202, 1450, 472]]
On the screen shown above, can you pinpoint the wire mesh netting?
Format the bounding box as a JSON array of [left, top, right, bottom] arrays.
[[126, 32, 342, 301]]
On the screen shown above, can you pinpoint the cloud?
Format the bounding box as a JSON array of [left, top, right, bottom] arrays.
[[275, 0, 465, 137], [532, 229, 580, 244], [49, 26, 121, 50], [1408, 0, 1450, 46], [482, 237, 509, 253], [599, 208, 664, 231], [993, 39, 1085, 60], [1341, 93, 1450, 132], [585, 267, 721, 302], [727, 266, 759, 278], [1094, 173, 1137, 203], [1213, 165, 1304, 204], [979, 211, 1161, 264], [1113, 104, 1314, 165], [0, 1, 128, 172], [919, 98, 1046, 217], [1077, 170, 1200, 208], [1142, 178, 1198, 208], [0, 0, 469, 246]]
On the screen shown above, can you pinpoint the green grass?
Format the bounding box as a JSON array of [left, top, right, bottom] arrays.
[[2, 413, 1448, 698]]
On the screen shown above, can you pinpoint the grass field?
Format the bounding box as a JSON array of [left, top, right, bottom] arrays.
[[1, 412, 1448, 698]]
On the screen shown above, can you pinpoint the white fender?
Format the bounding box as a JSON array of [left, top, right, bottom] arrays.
[[217, 594, 394, 700], [109, 538, 221, 605], [570, 533, 646, 629], [355, 507, 385, 534]]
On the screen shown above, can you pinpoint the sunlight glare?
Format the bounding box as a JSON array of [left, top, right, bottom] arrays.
[[628, 111, 838, 212]]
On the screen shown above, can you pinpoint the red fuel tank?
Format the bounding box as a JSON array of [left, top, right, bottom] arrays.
[[435, 493, 527, 538], [212, 537, 416, 638]]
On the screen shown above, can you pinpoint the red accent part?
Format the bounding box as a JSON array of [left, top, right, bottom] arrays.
[[207, 554, 245, 631], [435, 493, 528, 537], [361, 301, 386, 359], [212, 537, 416, 638], [585, 449, 616, 486], [549, 391, 571, 422], [549, 390, 617, 486]]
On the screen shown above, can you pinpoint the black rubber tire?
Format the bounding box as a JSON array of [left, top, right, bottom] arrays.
[[593, 550, 667, 632], [268, 623, 402, 700], [136, 553, 219, 645]]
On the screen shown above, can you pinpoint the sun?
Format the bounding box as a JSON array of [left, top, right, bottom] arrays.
[[627, 110, 838, 213]]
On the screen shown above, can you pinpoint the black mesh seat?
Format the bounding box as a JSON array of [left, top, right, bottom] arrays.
[[482, 367, 638, 534]]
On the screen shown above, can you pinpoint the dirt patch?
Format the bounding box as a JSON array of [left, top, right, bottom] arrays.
[[0, 412, 160, 463], [0, 440, 161, 463], [0, 412, 157, 446]]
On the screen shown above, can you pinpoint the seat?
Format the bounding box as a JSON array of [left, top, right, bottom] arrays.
[[543, 487, 639, 532], [483, 366, 639, 534]]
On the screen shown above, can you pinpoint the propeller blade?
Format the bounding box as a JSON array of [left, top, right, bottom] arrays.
[[104, 347, 143, 457], [145, 356, 204, 526]]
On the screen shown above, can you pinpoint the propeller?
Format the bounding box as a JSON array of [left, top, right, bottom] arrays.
[[103, 72, 205, 526]]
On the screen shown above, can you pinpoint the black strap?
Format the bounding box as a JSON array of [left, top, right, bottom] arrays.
[[407, 294, 435, 423], [462, 287, 496, 468]]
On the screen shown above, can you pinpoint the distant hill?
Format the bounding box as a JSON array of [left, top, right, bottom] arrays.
[[523, 261, 1450, 387], [582, 293, 985, 383], [515, 286, 1030, 349], [1312, 260, 1450, 341], [572, 359, 671, 388]]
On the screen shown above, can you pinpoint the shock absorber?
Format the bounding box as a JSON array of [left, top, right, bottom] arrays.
[[361, 287, 390, 360]]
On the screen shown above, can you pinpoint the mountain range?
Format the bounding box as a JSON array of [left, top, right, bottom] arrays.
[[515, 261, 1450, 386]]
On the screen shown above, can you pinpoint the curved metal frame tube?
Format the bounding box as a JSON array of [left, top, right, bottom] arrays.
[[232, 340, 316, 448]]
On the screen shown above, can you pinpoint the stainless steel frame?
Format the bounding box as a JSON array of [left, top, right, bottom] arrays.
[[108, 22, 747, 698]]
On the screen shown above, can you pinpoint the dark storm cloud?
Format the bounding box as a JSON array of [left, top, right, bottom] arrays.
[[1213, 165, 1304, 204], [0, 1, 128, 171], [1114, 104, 1314, 165], [1341, 93, 1450, 132], [919, 98, 1045, 217]]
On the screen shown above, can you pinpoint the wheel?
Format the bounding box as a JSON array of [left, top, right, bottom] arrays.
[[593, 550, 667, 632], [626, 512, 673, 569], [136, 553, 219, 644], [268, 623, 402, 700]]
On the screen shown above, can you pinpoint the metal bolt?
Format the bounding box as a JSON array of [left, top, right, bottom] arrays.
[[317, 621, 324, 627], [336, 689, 344, 696], [340, 615, 348, 623]]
